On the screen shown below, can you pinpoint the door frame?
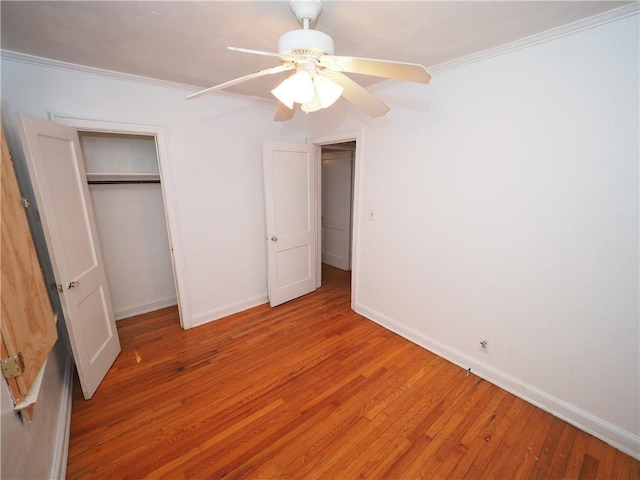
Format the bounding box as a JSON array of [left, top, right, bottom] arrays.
[[48, 113, 189, 328], [310, 129, 362, 310]]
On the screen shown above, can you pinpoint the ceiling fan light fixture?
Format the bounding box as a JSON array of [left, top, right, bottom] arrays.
[[314, 75, 343, 108], [271, 70, 315, 107], [270, 83, 294, 109], [301, 91, 322, 113]]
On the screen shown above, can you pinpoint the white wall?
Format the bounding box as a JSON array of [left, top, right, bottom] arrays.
[[1, 337, 72, 479], [1, 58, 307, 329], [80, 133, 177, 319], [311, 15, 639, 457], [89, 182, 177, 319]]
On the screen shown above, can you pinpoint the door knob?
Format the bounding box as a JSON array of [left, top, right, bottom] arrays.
[[66, 281, 79, 289], [270, 236, 278, 242]]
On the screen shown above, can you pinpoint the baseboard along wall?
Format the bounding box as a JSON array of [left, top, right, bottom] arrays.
[[355, 302, 640, 460]]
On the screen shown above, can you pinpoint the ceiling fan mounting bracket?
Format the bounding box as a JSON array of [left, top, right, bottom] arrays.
[[289, 0, 323, 24]]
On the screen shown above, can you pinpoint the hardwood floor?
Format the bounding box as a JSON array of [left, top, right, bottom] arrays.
[[67, 265, 639, 479]]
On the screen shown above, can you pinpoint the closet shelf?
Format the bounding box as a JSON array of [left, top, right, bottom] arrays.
[[86, 172, 161, 184]]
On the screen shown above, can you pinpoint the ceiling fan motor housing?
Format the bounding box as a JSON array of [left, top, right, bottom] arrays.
[[282, 0, 332, 57], [278, 29, 334, 57]]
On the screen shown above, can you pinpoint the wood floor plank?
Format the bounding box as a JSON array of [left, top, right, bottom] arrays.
[[564, 430, 592, 479], [543, 422, 578, 479], [459, 396, 534, 479], [416, 379, 498, 479], [592, 435, 618, 479], [66, 264, 640, 479], [474, 401, 538, 479], [494, 407, 547, 479], [528, 416, 567, 479]]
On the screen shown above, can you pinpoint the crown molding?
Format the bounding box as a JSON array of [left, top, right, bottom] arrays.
[[349, 2, 639, 94], [0, 49, 198, 91], [0, 49, 277, 105], [427, 2, 639, 74]]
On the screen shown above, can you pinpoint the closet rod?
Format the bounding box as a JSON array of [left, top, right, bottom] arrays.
[[88, 180, 161, 185]]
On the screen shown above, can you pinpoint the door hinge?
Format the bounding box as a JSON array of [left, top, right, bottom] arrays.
[[1, 352, 25, 379], [20, 198, 31, 209]]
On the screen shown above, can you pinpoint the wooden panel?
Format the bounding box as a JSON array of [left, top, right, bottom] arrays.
[[0, 125, 57, 403], [66, 265, 640, 479]]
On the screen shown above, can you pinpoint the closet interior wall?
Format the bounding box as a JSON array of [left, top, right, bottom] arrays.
[[79, 132, 177, 320]]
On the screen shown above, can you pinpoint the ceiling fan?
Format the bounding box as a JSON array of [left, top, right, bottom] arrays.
[[187, 0, 431, 121]]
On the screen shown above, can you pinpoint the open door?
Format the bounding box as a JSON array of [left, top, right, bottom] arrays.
[[263, 141, 317, 307], [17, 113, 120, 399]]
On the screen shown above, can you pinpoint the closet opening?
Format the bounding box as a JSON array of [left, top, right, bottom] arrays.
[[78, 131, 179, 323]]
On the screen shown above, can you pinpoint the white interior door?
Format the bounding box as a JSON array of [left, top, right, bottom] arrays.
[[17, 113, 120, 399], [321, 149, 353, 271], [263, 141, 317, 307]]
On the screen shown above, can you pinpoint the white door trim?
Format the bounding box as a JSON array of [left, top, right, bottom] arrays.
[[48, 113, 190, 329], [310, 129, 363, 311]]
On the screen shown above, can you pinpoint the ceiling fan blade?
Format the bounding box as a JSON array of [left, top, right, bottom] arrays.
[[228, 46, 282, 58], [186, 64, 294, 100], [330, 72, 390, 117], [274, 102, 295, 122], [321, 55, 431, 84], [228, 46, 296, 62]]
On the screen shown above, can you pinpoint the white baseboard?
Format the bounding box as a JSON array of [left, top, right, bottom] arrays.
[[114, 297, 178, 320], [188, 294, 269, 329], [355, 302, 640, 460], [52, 353, 74, 480], [322, 252, 350, 270]]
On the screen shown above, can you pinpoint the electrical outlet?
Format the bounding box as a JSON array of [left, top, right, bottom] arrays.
[[479, 338, 489, 352]]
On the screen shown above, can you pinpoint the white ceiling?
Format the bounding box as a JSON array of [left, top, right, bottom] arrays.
[[0, 1, 633, 99]]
